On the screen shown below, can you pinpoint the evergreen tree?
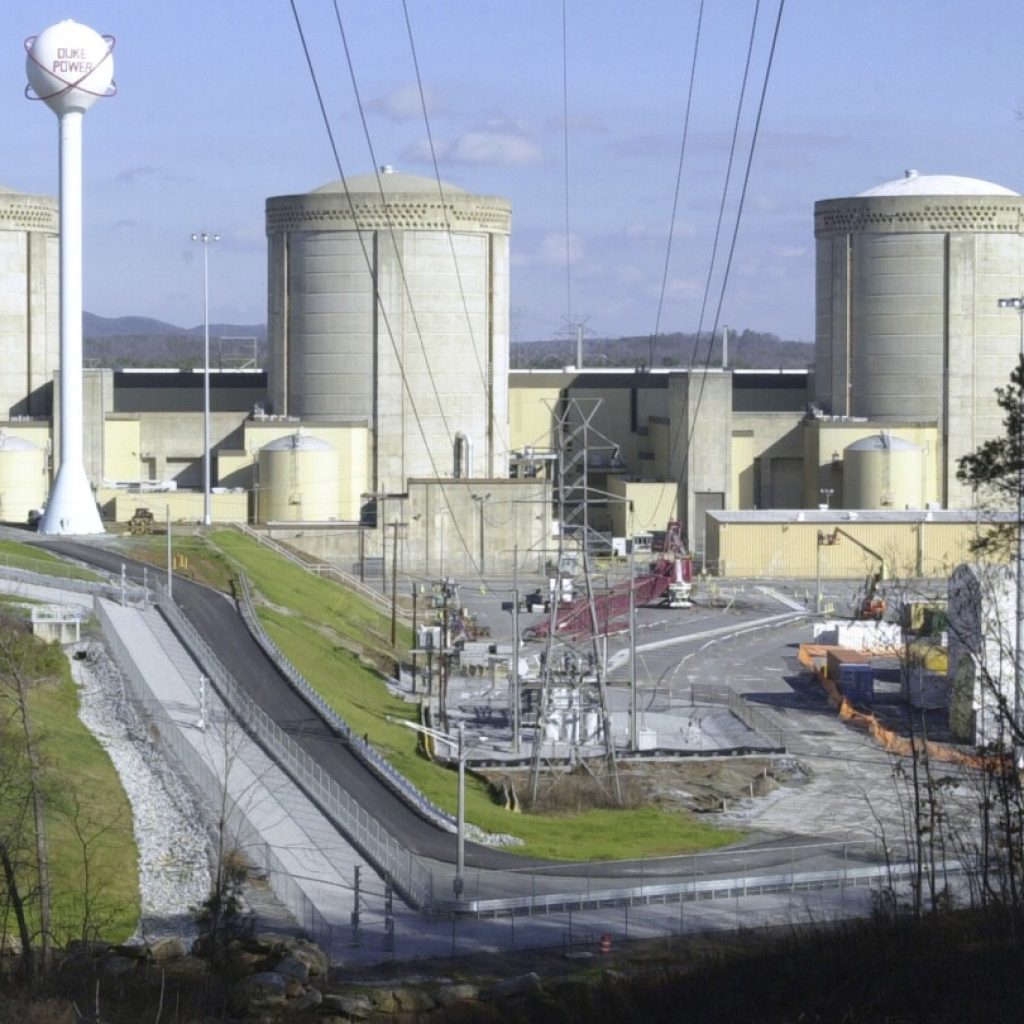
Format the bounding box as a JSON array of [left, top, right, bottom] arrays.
[[957, 354, 1024, 556]]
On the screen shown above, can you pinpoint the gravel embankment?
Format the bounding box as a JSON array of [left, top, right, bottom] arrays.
[[72, 642, 211, 943]]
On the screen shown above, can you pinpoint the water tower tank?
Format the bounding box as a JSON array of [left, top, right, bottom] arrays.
[[814, 171, 1024, 506], [265, 168, 511, 492], [843, 433, 924, 509], [257, 431, 339, 523], [0, 434, 46, 522]]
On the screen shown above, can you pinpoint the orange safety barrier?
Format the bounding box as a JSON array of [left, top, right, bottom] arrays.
[[797, 644, 1005, 772]]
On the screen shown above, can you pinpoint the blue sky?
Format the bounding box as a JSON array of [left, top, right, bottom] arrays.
[[4, 2, 1024, 344]]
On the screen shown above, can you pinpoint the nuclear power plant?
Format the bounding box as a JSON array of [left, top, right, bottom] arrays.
[[1, 164, 1022, 576], [266, 168, 511, 492], [814, 170, 1024, 509]]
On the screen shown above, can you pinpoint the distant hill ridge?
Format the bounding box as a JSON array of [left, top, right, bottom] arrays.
[[510, 329, 812, 370], [81, 315, 810, 371], [84, 312, 268, 340]]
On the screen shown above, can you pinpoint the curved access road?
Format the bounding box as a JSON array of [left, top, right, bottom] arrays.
[[37, 537, 868, 892], [44, 539, 551, 872]]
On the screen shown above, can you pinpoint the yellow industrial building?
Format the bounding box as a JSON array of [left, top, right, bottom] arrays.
[[1, 169, 1021, 578]]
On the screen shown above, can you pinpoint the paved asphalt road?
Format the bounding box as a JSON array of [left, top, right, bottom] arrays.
[[43, 539, 551, 873], [36, 538, 876, 889]]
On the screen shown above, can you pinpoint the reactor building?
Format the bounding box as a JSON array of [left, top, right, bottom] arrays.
[[265, 167, 511, 495], [2, 165, 1024, 576], [812, 169, 1024, 509], [0, 182, 58, 420]]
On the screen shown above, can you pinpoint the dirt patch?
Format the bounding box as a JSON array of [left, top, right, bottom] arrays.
[[480, 756, 808, 815]]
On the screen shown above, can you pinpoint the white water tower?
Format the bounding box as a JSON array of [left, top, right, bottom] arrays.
[[25, 20, 115, 534]]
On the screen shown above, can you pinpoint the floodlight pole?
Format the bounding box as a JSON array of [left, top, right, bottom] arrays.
[[998, 296, 1024, 757], [512, 544, 520, 755], [629, 523, 638, 751], [166, 504, 172, 598], [455, 721, 465, 897], [471, 492, 491, 574], [391, 716, 471, 899], [192, 231, 218, 527]]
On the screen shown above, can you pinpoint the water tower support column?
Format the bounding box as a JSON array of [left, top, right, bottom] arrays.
[[40, 108, 102, 534]]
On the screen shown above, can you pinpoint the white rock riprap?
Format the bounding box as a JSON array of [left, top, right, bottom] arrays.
[[72, 642, 211, 942]]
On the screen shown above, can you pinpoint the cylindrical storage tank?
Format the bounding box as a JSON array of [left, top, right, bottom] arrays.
[[0, 434, 46, 522], [814, 171, 1024, 507], [266, 168, 511, 492], [0, 185, 59, 419], [843, 433, 924, 509], [257, 431, 339, 523]]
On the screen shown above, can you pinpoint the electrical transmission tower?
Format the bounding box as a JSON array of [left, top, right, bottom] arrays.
[[528, 396, 623, 807]]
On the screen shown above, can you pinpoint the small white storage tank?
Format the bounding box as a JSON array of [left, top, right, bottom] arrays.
[[0, 434, 46, 523], [843, 433, 924, 509], [257, 431, 339, 523]]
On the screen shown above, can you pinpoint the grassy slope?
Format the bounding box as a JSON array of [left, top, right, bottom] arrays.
[[210, 529, 411, 655], [16, 646, 139, 943], [207, 530, 741, 861], [0, 540, 103, 582]]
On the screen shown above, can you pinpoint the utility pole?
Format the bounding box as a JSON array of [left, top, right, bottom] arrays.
[[411, 583, 418, 694], [471, 492, 491, 574], [512, 544, 520, 755], [455, 721, 466, 899], [629, 526, 638, 751], [389, 520, 405, 648], [440, 578, 452, 733], [166, 504, 172, 599]]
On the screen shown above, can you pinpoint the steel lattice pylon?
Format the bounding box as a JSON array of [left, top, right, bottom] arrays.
[[528, 397, 623, 807]]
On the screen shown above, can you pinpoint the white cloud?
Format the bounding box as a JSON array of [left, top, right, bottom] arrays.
[[115, 165, 193, 186], [770, 244, 808, 259], [621, 220, 697, 243], [449, 125, 542, 166], [539, 232, 585, 267], [369, 83, 442, 123], [401, 136, 451, 163]]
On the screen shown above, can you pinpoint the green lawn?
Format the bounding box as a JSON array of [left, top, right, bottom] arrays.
[[126, 533, 238, 593], [4, 635, 139, 944], [196, 527, 742, 861], [260, 604, 743, 861], [0, 539, 104, 583], [209, 529, 412, 655]]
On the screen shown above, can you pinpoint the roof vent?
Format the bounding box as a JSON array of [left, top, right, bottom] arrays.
[[904, 169, 919, 180], [380, 164, 395, 175]]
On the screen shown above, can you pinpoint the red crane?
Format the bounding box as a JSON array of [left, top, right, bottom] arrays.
[[524, 521, 692, 641]]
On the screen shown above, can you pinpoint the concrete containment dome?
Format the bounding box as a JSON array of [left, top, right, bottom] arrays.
[[855, 170, 1019, 198], [843, 433, 925, 509], [0, 433, 46, 523], [265, 166, 511, 493], [257, 431, 340, 523], [0, 184, 59, 420], [814, 169, 1024, 507]]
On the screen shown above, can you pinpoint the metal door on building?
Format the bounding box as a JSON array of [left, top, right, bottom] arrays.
[[693, 491, 723, 558]]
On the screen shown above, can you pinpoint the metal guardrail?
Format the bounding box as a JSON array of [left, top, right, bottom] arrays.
[[23, 561, 944, 928], [93, 597, 337, 949], [0, 561, 147, 605], [457, 858, 966, 917], [692, 683, 788, 751], [149, 583, 438, 911], [235, 572, 456, 833], [229, 522, 407, 619]]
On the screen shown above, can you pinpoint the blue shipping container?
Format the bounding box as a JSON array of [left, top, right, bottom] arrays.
[[839, 663, 874, 704]]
